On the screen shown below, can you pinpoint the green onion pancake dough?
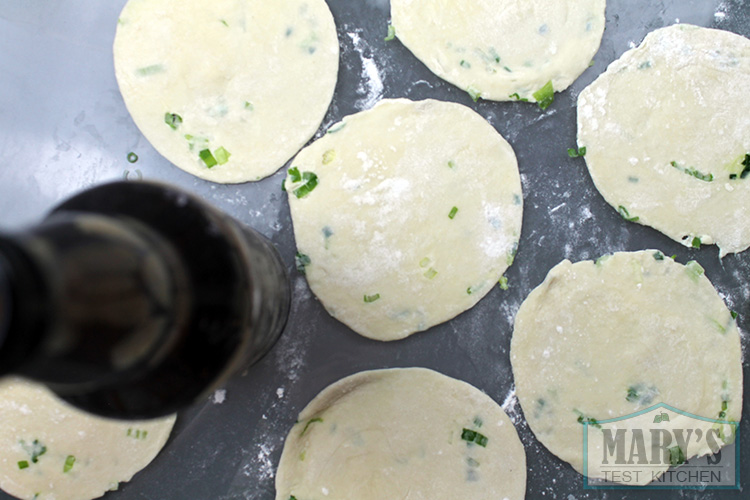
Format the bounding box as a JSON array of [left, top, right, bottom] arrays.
[[285, 99, 523, 341], [114, 0, 338, 183], [578, 25, 750, 256], [0, 378, 175, 500], [275, 368, 526, 500], [390, 0, 605, 102], [511, 251, 743, 485]]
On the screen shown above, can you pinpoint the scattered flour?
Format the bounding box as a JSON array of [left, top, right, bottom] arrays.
[[211, 389, 226, 404], [346, 30, 385, 110]]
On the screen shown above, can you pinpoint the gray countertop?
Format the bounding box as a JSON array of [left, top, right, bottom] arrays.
[[1, 0, 748, 499]]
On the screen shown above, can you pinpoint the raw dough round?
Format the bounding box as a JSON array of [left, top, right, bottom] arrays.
[[286, 98, 523, 341], [0, 378, 176, 500], [577, 24, 750, 256], [390, 0, 605, 102], [114, 0, 339, 184], [275, 368, 526, 500], [511, 250, 743, 485]]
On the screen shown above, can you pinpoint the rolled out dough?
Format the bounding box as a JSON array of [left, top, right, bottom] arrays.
[[275, 368, 526, 500]]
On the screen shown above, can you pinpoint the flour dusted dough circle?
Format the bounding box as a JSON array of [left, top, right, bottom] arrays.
[[390, 0, 605, 102], [286, 98, 523, 341], [114, 0, 338, 183], [578, 24, 750, 256], [0, 378, 175, 500], [511, 251, 743, 485], [275, 368, 526, 500]]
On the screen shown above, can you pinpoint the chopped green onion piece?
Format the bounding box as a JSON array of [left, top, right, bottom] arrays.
[[300, 417, 323, 436], [626, 386, 639, 402], [21, 440, 47, 463], [219, 19, 229, 27], [460, 60, 471, 69], [467, 457, 480, 467], [670, 161, 713, 182], [322, 149, 336, 164], [509, 93, 528, 102], [498, 276, 509, 290], [449, 206, 458, 219], [473, 417, 483, 427], [448, 160, 457, 169], [419, 257, 430, 268], [685, 260, 704, 281], [424, 268, 438, 279], [214, 146, 231, 165], [730, 154, 750, 180], [127, 152, 138, 163], [731, 311, 738, 320], [295, 252, 311, 274], [384, 24, 396, 41], [63, 455, 76, 473], [532, 80, 555, 110], [364, 293, 381, 303], [617, 205, 639, 222], [574, 410, 602, 429], [18, 461, 29, 470], [327, 122, 346, 134], [668, 446, 685, 466], [461, 428, 488, 447], [691, 237, 701, 249], [288, 166, 302, 183], [653, 251, 664, 261], [722, 400, 729, 411], [164, 112, 182, 130], [293, 172, 319, 198], [507, 244, 518, 266], [567, 146, 587, 158], [244, 101, 254, 110], [290, 496, 298, 500], [199, 149, 217, 168], [136, 64, 165, 76], [467, 86, 481, 102]]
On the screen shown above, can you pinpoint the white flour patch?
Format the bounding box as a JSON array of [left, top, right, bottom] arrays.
[[501, 385, 522, 425], [347, 30, 385, 110], [211, 389, 226, 404]]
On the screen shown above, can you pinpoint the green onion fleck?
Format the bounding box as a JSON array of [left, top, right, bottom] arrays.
[[574, 410, 602, 429], [293, 172, 319, 198], [448, 160, 457, 169], [288, 166, 302, 183], [685, 260, 704, 282], [567, 146, 586, 158], [127, 152, 138, 163], [18, 461, 29, 470], [384, 24, 396, 41], [473, 417, 483, 428], [322, 149, 336, 164], [461, 428, 488, 447], [327, 122, 346, 134], [449, 206, 458, 219], [653, 251, 665, 261], [244, 101, 254, 111], [290, 496, 298, 500], [199, 149, 218, 168], [164, 112, 182, 130], [295, 252, 311, 274], [498, 276, 509, 290], [300, 417, 323, 436], [618, 205, 639, 222], [460, 60, 471, 69], [214, 146, 231, 165], [467, 457, 480, 467], [63, 455, 76, 473], [509, 93, 529, 103], [424, 268, 438, 279], [731, 311, 738, 320], [419, 257, 430, 268], [136, 64, 165, 76], [668, 446, 685, 466], [532, 80, 554, 110], [364, 293, 381, 303], [626, 386, 639, 402], [670, 161, 713, 182], [691, 237, 701, 249], [219, 19, 229, 27], [467, 86, 481, 102]]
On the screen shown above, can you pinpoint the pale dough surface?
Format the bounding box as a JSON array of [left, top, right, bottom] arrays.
[[390, 0, 605, 102], [0, 378, 176, 500], [114, 0, 338, 183], [578, 24, 750, 256], [286, 98, 523, 341], [275, 368, 526, 500], [511, 251, 743, 485]]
